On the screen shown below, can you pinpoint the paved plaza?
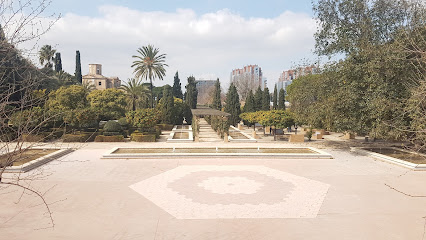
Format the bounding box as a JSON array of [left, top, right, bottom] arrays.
[[1, 142, 426, 239]]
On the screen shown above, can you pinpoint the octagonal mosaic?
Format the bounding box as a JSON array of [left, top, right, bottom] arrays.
[[129, 165, 330, 219]]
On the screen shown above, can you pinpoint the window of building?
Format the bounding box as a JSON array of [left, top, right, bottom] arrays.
[[98, 81, 102, 86], [97, 69, 100, 74]]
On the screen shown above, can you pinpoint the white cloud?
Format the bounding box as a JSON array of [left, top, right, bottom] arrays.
[[29, 5, 318, 90]]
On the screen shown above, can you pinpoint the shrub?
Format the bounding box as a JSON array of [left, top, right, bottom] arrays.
[[22, 133, 49, 142], [305, 129, 313, 141], [95, 135, 124, 142], [103, 120, 122, 132], [62, 132, 98, 142], [103, 131, 121, 136], [156, 124, 173, 131], [131, 134, 156, 142], [126, 108, 160, 130], [118, 117, 129, 129]]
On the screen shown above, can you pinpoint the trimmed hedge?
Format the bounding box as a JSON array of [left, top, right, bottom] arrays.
[[131, 133, 156, 142], [104, 120, 122, 132], [22, 133, 49, 142], [95, 135, 124, 142], [62, 132, 98, 142], [156, 124, 174, 131]]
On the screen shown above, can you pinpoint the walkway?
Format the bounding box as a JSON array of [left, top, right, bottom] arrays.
[[198, 118, 223, 142]]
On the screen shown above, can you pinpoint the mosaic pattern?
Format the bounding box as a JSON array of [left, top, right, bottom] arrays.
[[129, 165, 330, 219]]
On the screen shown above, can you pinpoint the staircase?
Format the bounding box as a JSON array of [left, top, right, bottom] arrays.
[[198, 118, 223, 142]]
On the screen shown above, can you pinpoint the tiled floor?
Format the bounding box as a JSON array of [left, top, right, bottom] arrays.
[[130, 165, 330, 219], [1, 142, 426, 239]]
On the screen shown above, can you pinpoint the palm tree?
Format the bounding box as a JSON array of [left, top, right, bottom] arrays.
[[131, 45, 168, 108], [81, 81, 96, 94], [120, 78, 150, 111], [39, 45, 56, 68]]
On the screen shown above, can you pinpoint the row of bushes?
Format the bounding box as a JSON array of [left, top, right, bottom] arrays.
[[9, 119, 174, 142], [204, 115, 229, 138]]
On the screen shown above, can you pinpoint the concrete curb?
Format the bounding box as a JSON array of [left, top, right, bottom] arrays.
[[3, 148, 74, 173], [350, 147, 426, 171]]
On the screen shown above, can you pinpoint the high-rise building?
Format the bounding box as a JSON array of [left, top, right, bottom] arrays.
[[276, 65, 318, 93], [230, 64, 263, 90], [196, 80, 216, 105]]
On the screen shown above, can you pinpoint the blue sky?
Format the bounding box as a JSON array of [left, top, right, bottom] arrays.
[[50, 0, 314, 18], [27, 0, 319, 90]]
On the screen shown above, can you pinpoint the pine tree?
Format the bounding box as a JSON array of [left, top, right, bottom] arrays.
[[185, 76, 198, 109], [254, 86, 263, 111], [212, 78, 222, 110], [54, 52, 62, 72], [272, 85, 278, 110], [278, 88, 286, 110], [172, 71, 183, 99], [75, 50, 82, 84], [262, 87, 270, 110], [224, 83, 241, 126], [243, 90, 255, 113]]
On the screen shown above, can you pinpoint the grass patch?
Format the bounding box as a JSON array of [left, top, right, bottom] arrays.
[[112, 148, 317, 154], [0, 149, 57, 167], [363, 148, 426, 164]]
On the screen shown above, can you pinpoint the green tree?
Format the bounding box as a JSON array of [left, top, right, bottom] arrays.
[[313, 0, 421, 56], [212, 78, 222, 110], [272, 85, 278, 110], [224, 83, 241, 126], [87, 89, 127, 120], [157, 85, 174, 124], [185, 76, 198, 109], [38, 45, 56, 68], [131, 44, 168, 108], [278, 88, 285, 110], [152, 85, 164, 106], [126, 108, 161, 130], [54, 52, 62, 72], [262, 87, 270, 111], [54, 70, 74, 87], [172, 71, 183, 99], [0, 24, 5, 41], [120, 78, 150, 111], [75, 50, 82, 84], [243, 90, 255, 113], [254, 87, 263, 111], [47, 85, 88, 111]]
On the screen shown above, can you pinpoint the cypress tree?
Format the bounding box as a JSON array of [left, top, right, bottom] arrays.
[[54, 52, 62, 72], [185, 76, 198, 109], [278, 88, 286, 110], [75, 50, 82, 84], [160, 85, 175, 124], [254, 86, 263, 111], [172, 71, 183, 99], [212, 78, 222, 110], [224, 83, 241, 126], [262, 87, 270, 110], [243, 90, 255, 113], [272, 85, 278, 110], [0, 24, 6, 41]]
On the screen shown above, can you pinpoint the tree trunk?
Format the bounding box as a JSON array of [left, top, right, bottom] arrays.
[[150, 79, 153, 108]]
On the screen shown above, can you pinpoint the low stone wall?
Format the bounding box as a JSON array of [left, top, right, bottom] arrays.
[[3, 148, 74, 173]]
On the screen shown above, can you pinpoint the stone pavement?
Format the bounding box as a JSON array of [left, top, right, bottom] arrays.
[[1, 141, 426, 239], [198, 118, 222, 142]]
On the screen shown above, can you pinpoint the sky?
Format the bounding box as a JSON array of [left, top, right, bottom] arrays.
[[19, 0, 320, 90]]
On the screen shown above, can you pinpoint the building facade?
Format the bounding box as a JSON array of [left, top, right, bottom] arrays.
[[276, 65, 318, 93], [196, 80, 216, 105], [82, 64, 121, 90], [230, 65, 264, 90]]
